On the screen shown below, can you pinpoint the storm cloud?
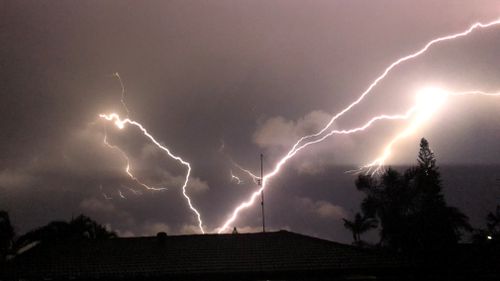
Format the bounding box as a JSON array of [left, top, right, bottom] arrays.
[[1, 1, 500, 243]]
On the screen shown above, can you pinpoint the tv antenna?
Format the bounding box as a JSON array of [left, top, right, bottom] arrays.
[[259, 153, 265, 232]]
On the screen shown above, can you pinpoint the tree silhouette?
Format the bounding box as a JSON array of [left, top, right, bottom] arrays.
[[473, 205, 500, 244], [353, 138, 471, 252], [0, 211, 15, 261], [69, 215, 117, 240], [417, 138, 436, 172], [486, 205, 500, 234], [343, 212, 378, 245], [14, 214, 116, 251]]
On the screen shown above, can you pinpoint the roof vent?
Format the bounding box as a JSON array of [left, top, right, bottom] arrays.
[[157, 232, 168, 241]]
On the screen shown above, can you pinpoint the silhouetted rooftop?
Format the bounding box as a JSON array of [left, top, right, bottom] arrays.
[[2, 230, 406, 280]]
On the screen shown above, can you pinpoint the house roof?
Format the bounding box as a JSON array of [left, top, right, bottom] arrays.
[[3, 230, 406, 280]]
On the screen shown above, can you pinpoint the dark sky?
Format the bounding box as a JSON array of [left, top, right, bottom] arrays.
[[1, 1, 500, 243]]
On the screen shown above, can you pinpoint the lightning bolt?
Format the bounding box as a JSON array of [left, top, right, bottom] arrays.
[[102, 73, 164, 191], [230, 170, 243, 184], [113, 72, 130, 117], [103, 133, 166, 191], [217, 18, 500, 233], [290, 18, 500, 153], [360, 89, 500, 175], [232, 161, 261, 185], [217, 105, 418, 233], [118, 190, 127, 199], [100, 113, 205, 234]]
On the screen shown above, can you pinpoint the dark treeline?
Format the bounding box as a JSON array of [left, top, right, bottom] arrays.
[[343, 138, 500, 254], [0, 213, 115, 262]]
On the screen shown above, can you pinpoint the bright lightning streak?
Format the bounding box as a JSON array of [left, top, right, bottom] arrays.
[[230, 170, 243, 184], [231, 160, 261, 184], [451, 90, 500, 97], [218, 87, 500, 232], [218, 106, 420, 233], [218, 17, 500, 233], [360, 88, 448, 175], [361, 89, 500, 174], [114, 72, 130, 117], [118, 190, 126, 199], [290, 18, 500, 153], [104, 73, 165, 191], [103, 133, 166, 191], [100, 113, 205, 233]]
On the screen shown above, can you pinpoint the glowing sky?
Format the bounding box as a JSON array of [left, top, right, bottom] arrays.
[[1, 1, 500, 242]]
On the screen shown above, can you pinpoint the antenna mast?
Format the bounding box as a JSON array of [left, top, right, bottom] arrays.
[[260, 153, 265, 232]]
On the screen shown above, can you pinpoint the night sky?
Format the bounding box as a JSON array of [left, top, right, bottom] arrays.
[[2, 1, 500, 243]]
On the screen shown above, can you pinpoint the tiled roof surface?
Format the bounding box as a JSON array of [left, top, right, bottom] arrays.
[[3, 231, 405, 280]]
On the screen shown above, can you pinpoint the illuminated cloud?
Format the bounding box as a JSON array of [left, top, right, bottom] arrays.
[[140, 222, 171, 236], [80, 197, 117, 214], [2, 1, 500, 242], [0, 169, 34, 188], [298, 197, 347, 220], [253, 110, 332, 149], [179, 224, 203, 234]]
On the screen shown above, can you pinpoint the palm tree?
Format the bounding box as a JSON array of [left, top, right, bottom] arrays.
[[343, 212, 378, 245]]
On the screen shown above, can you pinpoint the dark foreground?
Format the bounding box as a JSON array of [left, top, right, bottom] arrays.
[[1, 230, 499, 281]]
